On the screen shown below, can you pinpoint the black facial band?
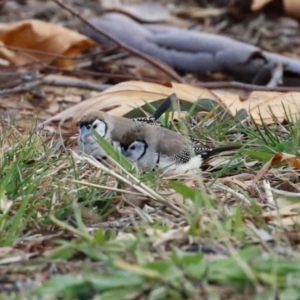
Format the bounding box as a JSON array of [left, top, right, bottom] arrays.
[[156, 153, 160, 165], [103, 121, 108, 137], [138, 139, 148, 161]]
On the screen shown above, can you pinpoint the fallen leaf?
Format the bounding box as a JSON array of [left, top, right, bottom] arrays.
[[253, 152, 300, 183], [251, 0, 273, 11], [42, 80, 220, 130], [43, 80, 300, 132], [0, 19, 96, 67], [283, 0, 300, 21], [213, 90, 300, 124]]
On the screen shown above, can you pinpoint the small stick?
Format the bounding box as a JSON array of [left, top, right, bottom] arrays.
[[53, 0, 184, 83], [196, 81, 300, 92]]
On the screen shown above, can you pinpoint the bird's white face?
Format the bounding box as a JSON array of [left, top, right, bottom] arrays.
[[121, 140, 147, 161], [78, 119, 107, 159]]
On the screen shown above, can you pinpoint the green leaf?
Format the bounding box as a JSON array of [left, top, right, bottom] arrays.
[[46, 244, 77, 260], [171, 250, 205, 279], [94, 228, 106, 245], [169, 181, 213, 207], [242, 150, 273, 162], [87, 272, 143, 290], [101, 288, 142, 300], [35, 275, 85, 296], [91, 128, 133, 171], [279, 289, 300, 300], [145, 259, 183, 285]]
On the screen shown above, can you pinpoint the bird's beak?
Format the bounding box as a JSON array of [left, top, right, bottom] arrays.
[[80, 126, 90, 137]]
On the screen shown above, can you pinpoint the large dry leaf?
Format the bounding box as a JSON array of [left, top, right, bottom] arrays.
[[213, 90, 300, 124], [43, 80, 300, 131], [0, 20, 96, 67], [42, 81, 220, 131]]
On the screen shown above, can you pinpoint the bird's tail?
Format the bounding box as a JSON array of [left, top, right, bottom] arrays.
[[201, 145, 242, 160], [152, 93, 178, 120]]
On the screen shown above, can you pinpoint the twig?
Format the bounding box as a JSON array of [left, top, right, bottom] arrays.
[[47, 65, 165, 83], [53, 0, 184, 83], [51, 76, 300, 93], [271, 187, 300, 197], [0, 79, 43, 96], [263, 180, 274, 204], [73, 151, 183, 214], [213, 182, 251, 205], [196, 81, 300, 92], [43, 77, 111, 91], [0, 75, 111, 96], [72, 179, 144, 196]]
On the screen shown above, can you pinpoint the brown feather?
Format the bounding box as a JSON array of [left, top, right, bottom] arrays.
[[121, 124, 190, 157], [79, 111, 141, 141]]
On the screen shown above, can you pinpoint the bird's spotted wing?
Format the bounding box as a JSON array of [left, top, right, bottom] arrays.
[[132, 94, 175, 127], [173, 144, 194, 164], [133, 117, 161, 126], [189, 135, 204, 146], [194, 146, 214, 160]]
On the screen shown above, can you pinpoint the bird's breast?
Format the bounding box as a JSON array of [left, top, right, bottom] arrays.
[[159, 155, 203, 175], [78, 132, 106, 159]]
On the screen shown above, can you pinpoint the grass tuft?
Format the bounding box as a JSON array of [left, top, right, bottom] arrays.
[[1, 102, 300, 299]]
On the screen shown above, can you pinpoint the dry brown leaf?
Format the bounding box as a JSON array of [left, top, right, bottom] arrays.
[[253, 152, 300, 183], [42, 81, 220, 130], [43, 80, 300, 131], [0, 19, 96, 67], [251, 0, 273, 11], [212, 90, 300, 124], [283, 0, 300, 21]]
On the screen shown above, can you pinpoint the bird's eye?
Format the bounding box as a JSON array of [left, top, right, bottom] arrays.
[[87, 124, 91, 129], [130, 145, 136, 150], [93, 124, 97, 129]]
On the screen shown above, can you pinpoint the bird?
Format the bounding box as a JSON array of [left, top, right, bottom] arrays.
[[120, 124, 241, 175], [78, 94, 175, 160]]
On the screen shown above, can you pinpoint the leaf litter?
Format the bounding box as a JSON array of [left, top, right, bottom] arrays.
[[2, 0, 300, 299]]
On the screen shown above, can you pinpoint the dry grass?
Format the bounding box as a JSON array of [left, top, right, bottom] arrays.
[[1, 113, 300, 300]]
